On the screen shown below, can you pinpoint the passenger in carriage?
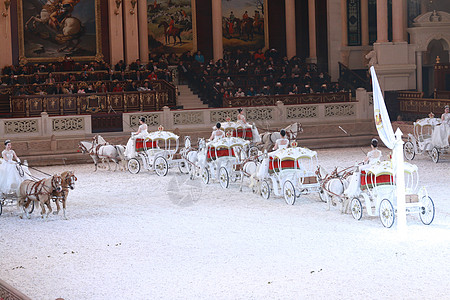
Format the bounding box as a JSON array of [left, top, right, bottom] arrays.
[[236, 108, 247, 125], [124, 117, 150, 159], [209, 123, 225, 141], [273, 130, 289, 150], [432, 105, 450, 148], [363, 138, 382, 166], [0, 140, 31, 195]]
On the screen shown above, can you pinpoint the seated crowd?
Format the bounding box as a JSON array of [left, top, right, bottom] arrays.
[[176, 48, 347, 107], [0, 53, 176, 96]]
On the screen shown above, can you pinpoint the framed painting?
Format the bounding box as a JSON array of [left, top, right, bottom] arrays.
[[17, 0, 103, 64], [147, 0, 196, 54], [222, 0, 268, 51]]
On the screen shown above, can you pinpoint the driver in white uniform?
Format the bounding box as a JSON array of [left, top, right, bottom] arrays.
[[210, 123, 225, 141], [124, 117, 150, 159], [0, 140, 31, 195], [273, 129, 289, 150]]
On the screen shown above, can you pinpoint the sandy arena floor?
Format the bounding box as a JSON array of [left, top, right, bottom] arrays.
[[0, 147, 449, 299]]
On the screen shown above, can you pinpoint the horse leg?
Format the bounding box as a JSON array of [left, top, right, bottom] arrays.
[[40, 201, 46, 219], [54, 197, 61, 215], [45, 200, 52, 219], [62, 196, 68, 220]]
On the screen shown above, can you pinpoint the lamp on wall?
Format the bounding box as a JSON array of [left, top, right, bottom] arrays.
[[130, 0, 137, 15], [114, 0, 122, 15], [2, 0, 11, 17]]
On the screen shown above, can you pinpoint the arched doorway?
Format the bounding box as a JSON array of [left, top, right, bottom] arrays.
[[423, 39, 449, 96]]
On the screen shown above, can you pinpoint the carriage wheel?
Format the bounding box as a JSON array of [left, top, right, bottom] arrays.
[[403, 141, 415, 161], [178, 160, 189, 174], [154, 156, 169, 177], [283, 180, 296, 205], [379, 199, 395, 228], [127, 158, 141, 174], [248, 146, 259, 158], [430, 147, 439, 163], [219, 167, 230, 189], [318, 187, 328, 203], [201, 168, 210, 185], [419, 196, 435, 225], [261, 180, 271, 200], [350, 198, 363, 220]]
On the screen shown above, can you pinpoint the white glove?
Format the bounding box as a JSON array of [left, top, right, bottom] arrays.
[[17, 158, 21, 163]]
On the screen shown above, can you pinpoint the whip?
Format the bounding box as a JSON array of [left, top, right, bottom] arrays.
[[338, 126, 367, 155]]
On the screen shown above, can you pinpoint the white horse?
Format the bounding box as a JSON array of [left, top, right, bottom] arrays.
[[259, 122, 303, 151], [184, 137, 207, 179], [78, 135, 126, 171], [316, 165, 353, 212]]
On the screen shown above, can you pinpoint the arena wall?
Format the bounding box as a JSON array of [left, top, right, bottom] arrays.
[[0, 90, 376, 166]]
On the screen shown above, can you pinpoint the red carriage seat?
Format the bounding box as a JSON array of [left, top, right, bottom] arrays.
[[135, 139, 158, 152], [268, 158, 300, 173], [207, 147, 236, 161], [360, 171, 393, 190], [235, 128, 253, 140]]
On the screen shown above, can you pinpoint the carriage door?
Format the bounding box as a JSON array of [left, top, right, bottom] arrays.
[[91, 113, 123, 133]]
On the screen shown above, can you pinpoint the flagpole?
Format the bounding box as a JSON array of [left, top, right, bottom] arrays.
[[394, 128, 407, 232]]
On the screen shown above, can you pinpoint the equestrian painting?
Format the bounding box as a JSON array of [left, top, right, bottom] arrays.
[[18, 0, 101, 62], [222, 0, 267, 51], [148, 0, 194, 54]]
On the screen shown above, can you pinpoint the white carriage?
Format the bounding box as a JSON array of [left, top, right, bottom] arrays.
[[259, 144, 321, 205], [348, 161, 435, 228], [404, 117, 449, 163], [127, 128, 185, 176], [202, 136, 250, 188], [219, 120, 260, 157]]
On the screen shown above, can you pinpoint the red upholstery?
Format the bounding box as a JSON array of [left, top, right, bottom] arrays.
[[269, 158, 300, 173], [207, 148, 235, 160], [135, 139, 158, 152], [360, 171, 393, 190]]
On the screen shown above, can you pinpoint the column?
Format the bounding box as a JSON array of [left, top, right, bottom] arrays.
[[341, 0, 347, 47], [123, 0, 140, 64], [285, 0, 296, 59], [308, 0, 317, 63], [108, 0, 124, 65], [0, 7, 12, 67], [376, 0, 388, 43], [212, 0, 223, 61], [416, 51, 423, 92], [138, 0, 149, 63], [392, 0, 405, 42], [361, 0, 369, 46]]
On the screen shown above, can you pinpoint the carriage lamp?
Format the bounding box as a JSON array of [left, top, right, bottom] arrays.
[[114, 0, 122, 15], [130, 0, 137, 15], [2, 0, 10, 17]]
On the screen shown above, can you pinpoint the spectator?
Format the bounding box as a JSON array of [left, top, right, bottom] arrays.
[[97, 83, 108, 93], [86, 84, 96, 93], [246, 87, 256, 97], [46, 72, 56, 84], [138, 81, 152, 91], [234, 87, 245, 97], [126, 81, 138, 92], [273, 82, 284, 95], [147, 71, 158, 80], [194, 51, 205, 64], [112, 83, 123, 92], [15, 86, 28, 96]]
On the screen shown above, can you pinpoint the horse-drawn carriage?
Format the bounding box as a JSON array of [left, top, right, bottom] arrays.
[[258, 143, 321, 205], [202, 135, 250, 188], [127, 128, 185, 176], [348, 161, 435, 228], [404, 117, 449, 163], [219, 120, 260, 157]]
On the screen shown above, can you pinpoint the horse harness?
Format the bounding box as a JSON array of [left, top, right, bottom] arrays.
[[26, 176, 61, 203]]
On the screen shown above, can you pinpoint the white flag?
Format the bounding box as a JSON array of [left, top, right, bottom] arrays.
[[370, 66, 395, 149]]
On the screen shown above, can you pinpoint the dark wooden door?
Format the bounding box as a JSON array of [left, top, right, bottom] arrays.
[[91, 113, 123, 133]]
